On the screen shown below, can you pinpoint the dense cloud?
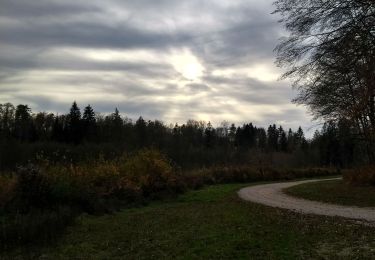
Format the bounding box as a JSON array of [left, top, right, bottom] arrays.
[[0, 0, 317, 135]]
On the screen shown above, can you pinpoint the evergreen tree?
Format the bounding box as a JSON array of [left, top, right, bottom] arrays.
[[257, 128, 267, 150], [296, 127, 304, 141], [82, 104, 96, 141], [287, 128, 294, 152], [68, 101, 82, 144], [104, 108, 123, 142], [244, 123, 256, 148], [279, 126, 288, 152], [267, 124, 279, 151], [112, 108, 123, 130], [82, 105, 95, 123]]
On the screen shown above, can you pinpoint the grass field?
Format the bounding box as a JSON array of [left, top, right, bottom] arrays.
[[285, 179, 375, 208], [3, 182, 375, 259]]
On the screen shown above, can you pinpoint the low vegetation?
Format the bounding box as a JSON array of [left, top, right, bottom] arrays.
[[0, 147, 338, 250], [3, 183, 375, 259], [285, 179, 375, 208], [189, 166, 338, 185]]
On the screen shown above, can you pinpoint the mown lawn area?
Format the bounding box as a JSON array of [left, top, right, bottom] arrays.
[[285, 179, 375, 208], [3, 182, 375, 259]]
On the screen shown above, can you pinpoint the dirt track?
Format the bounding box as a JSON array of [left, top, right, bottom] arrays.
[[238, 178, 375, 223]]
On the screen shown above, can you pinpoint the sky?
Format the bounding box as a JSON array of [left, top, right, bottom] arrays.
[[0, 0, 318, 134]]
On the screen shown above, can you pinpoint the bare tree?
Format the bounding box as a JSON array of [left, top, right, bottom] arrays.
[[273, 0, 375, 162]]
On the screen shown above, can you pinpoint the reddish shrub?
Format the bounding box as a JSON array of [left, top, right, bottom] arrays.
[[344, 165, 375, 186], [0, 174, 17, 210]]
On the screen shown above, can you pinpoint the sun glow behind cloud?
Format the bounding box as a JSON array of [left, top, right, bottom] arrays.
[[170, 49, 205, 81]]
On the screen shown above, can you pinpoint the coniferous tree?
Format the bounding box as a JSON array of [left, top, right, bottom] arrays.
[[68, 101, 82, 144], [112, 108, 122, 127], [245, 123, 256, 148], [82, 104, 96, 141], [267, 124, 279, 151], [294, 127, 306, 149], [279, 126, 288, 152], [257, 128, 267, 150], [104, 108, 123, 142], [287, 128, 294, 152], [82, 105, 95, 123]]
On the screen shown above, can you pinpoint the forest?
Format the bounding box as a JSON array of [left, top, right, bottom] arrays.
[[0, 101, 363, 171]]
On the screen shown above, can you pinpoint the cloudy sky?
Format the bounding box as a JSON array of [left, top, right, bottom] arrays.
[[0, 0, 317, 134]]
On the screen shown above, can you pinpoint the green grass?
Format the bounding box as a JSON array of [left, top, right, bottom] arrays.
[[285, 179, 375, 208], [3, 182, 375, 259]]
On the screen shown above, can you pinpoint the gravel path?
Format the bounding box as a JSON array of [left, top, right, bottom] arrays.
[[238, 178, 375, 223]]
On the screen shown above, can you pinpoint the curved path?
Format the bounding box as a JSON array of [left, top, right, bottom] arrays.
[[238, 178, 375, 223]]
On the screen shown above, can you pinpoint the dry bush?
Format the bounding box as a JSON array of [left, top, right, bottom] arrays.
[[119, 149, 185, 198], [0, 174, 17, 210], [185, 165, 338, 187], [344, 165, 375, 186], [40, 149, 183, 213]]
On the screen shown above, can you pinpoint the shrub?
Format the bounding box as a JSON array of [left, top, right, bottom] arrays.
[[185, 165, 339, 187], [0, 174, 17, 211], [45, 160, 128, 214], [5, 165, 53, 213], [41, 149, 183, 212], [344, 165, 375, 186], [119, 149, 185, 198]]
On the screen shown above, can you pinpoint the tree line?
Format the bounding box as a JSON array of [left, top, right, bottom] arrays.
[[0, 101, 363, 169], [0, 101, 308, 150]]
